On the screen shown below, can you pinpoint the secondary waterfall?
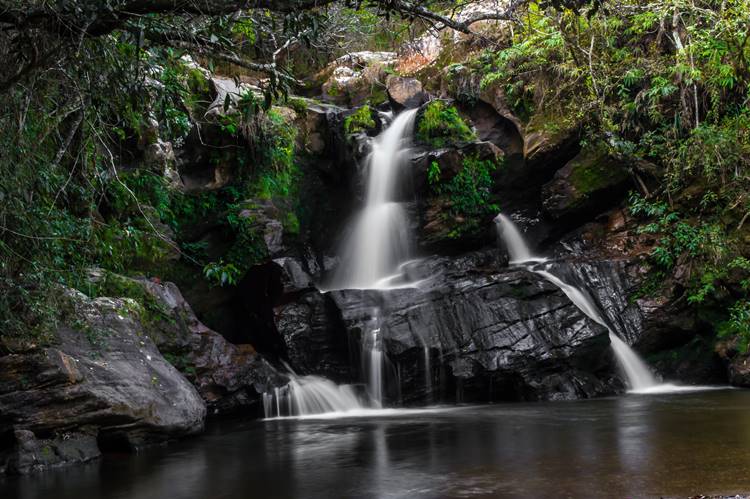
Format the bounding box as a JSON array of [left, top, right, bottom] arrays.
[[332, 109, 418, 290], [495, 213, 658, 391], [494, 214, 547, 264]]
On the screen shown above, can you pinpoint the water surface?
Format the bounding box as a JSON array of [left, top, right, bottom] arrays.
[[4, 389, 750, 499]]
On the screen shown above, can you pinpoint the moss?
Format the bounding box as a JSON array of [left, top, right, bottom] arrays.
[[344, 105, 376, 135], [186, 68, 209, 96], [568, 147, 629, 195], [283, 212, 300, 235], [368, 87, 389, 106], [82, 272, 172, 328], [416, 100, 475, 148]]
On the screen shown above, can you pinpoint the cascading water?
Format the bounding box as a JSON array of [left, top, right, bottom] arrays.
[[264, 110, 420, 417], [263, 375, 366, 418], [332, 109, 419, 290], [494, 214, 547, 264], [495, 213, 659, 391], [532, 269, 658, 390]]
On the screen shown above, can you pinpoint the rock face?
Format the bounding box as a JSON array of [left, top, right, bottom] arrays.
[[410, 141, 504, 251], [542, 148, 632, 223], [305, 250, 623, 403], [277, 288, 353, 383], [0, 290, 206, 473], [138, 279, 288, 415], [386, 75, 427, 108]]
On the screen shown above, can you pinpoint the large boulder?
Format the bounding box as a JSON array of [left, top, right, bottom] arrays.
[[137, 279, 288, 415], [542, 147, 632, 222], [0, 290, 206, 473], [318, 52, 396, 106], [386, 75, 428, 108]]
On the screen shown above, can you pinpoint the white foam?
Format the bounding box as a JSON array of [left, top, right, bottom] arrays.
[[628, 384, 732, 395]]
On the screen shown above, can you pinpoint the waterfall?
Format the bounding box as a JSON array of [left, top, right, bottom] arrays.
[[495, 213, 658, 391], [424, 346, 432, 403], [332, 109, 418, 290], [365, 322, 385, 408], [263, 375, 366, 418], [533, 269, 657, 390], [264, 110, 420, 417], [494, 214, 547, 264]]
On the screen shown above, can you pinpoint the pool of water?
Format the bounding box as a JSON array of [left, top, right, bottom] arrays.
[[3, 389, 750, 499]]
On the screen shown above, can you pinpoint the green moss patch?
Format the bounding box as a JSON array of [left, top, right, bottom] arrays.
[[416, 101, 475, 148]]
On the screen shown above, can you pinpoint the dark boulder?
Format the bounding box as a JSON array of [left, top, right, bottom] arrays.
[[0, 290, 206, 473], [138, 278, 288, 415], [542, 147, 633, 224]]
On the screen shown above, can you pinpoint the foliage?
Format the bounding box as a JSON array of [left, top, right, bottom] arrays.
[[344, 105, 377, 135], [455, 0, 750, 348], [416, 101, 476, 148], [430, 155, 500, 237], [719, 301, 750, 352]]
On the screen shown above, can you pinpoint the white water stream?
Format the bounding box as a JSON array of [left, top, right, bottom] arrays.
[[265, 110, 421, 417], [333, 109, 418, 290], [494, 213, 660, 391]]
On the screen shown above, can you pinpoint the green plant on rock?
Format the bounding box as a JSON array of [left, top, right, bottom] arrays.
[[719, 301, 750, 353], [203, 260, 242, 287], [344, 105, 376, 135], [416, 101, 475, 148], [430, 155, 500, 237]]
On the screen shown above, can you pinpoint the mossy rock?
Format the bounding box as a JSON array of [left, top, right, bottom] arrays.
[[415, 100, 476, 148], [541, 145, 632, 221]]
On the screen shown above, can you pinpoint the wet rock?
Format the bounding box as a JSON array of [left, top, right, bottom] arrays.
[[542, 147, 632, 222], [386, 75, 427, 108], [323, 250, 620, 403], [0, 290, 206, 461], [138, 279, 288, 415], [277, 291, 353, 383], [1, 430, 100, 475]]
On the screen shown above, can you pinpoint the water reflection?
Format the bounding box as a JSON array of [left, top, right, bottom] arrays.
[[3, 390, 750, 498]]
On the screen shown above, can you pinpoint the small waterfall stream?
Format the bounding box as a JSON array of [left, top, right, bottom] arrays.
[[263, 375, 366, 418], [495, 213, 659, 391]]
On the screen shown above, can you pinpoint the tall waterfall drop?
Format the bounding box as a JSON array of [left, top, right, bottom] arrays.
[[495, 213, 658, 391], [333, 109, 418, 289], [265, 110, 420, 418]]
